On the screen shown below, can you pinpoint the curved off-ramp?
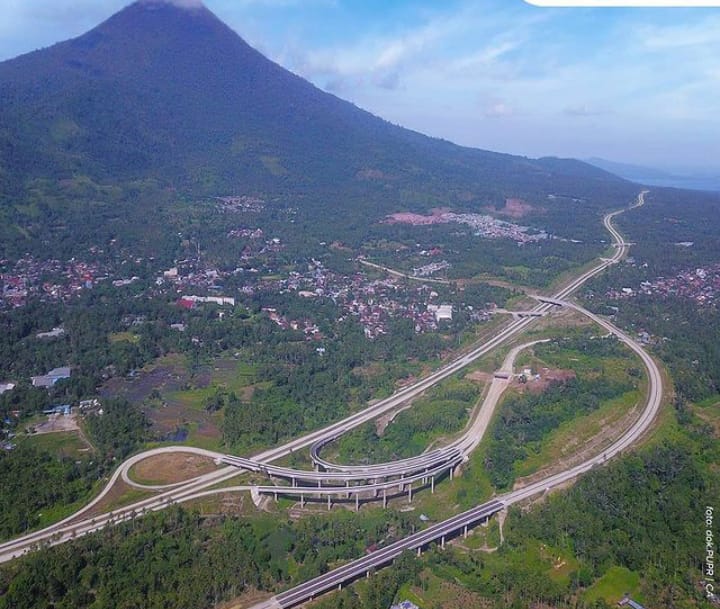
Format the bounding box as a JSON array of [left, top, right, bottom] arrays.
[[0, 192, 654, 573]]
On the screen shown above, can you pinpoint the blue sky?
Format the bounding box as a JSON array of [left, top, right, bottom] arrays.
[[1, 0, 719, 171]]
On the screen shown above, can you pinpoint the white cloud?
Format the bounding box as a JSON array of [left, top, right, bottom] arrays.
[[638, 16, 720, 48], [275, 2, 540, 102], [447, 41, 519, 75], [484, 102, 514, 118]]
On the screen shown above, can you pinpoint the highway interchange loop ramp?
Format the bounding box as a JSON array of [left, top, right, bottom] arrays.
[[0, 191, 662, 609]]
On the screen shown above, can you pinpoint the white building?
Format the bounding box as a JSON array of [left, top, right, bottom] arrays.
[[183, 295, 236, 306], [428, 303, 453, 322]]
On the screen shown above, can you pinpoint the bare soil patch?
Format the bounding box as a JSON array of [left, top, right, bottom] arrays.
[[100, 355, 226, 442], [374, 403, 416, 436], [132, 453, 219, 485], [32, 413, 80, 434], [466, 370, 493, 384], [222, 589, 275, 609], [518, 368, 576, 394], [485, 198, 540, 219]]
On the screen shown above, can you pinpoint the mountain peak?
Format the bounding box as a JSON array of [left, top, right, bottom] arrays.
[[0, 0, 633, 230], [137, 0, 206, 9]]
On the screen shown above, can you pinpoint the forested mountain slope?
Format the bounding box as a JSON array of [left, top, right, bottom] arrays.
[[0, 1, 636, 258]]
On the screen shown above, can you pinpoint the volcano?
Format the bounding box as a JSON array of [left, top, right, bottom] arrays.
[[0, 0, 633, 255]]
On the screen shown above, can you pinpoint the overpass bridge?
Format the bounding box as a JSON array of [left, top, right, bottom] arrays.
[[252, 499, 505, 609]]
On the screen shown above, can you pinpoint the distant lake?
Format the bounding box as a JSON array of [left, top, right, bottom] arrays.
[[627, 176, 720, 192]]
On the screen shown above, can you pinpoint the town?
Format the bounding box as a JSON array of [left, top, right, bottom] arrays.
[[604, 262, 720, 307], [383, 209, 551, 243], [2, 226, 499, 342]]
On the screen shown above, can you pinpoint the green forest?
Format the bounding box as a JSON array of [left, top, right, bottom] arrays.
[[2, 428, 715, 609], [0, 507, 417, 609], [0, 398, 147, 540]]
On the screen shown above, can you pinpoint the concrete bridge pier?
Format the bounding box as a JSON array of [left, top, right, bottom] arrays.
[[355, 493, 359, 512], [382, 489, 387, 508], [431, 476, 435, 493], [327, 495, 332, 510], [407, 484, 413, 503], [463, 525, 468, 539]]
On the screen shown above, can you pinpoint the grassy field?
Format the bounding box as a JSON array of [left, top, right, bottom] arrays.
[[128, 452, 220, 486], [692, 394, 720, 438], [23, 430, 93, 459], [108, 331, 140, 344], [514, 388, 641, 479], [164, 360, 256, 411], [503, 336, 646, 480], [583, 565, 642, 604], [695, 394, 720, 408]]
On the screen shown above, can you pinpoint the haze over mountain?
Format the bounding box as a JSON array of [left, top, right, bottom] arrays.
[[0, 0, 637, 257], [587, 158, 720, 193]]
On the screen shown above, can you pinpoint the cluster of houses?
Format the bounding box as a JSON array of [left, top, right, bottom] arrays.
[[412, 261, 451, 278], [177, 295, 236, 308], [384, 209, 550, 244], [262, 307, 322, 339], [157, 264, 228, 291], [214, 195, 265, 213], [275, 260, 461, 339], [1, 366, 73, 449], [605, 263, 720, 307], [1, 255, 106, 308], [155, 251, 468, 341]]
